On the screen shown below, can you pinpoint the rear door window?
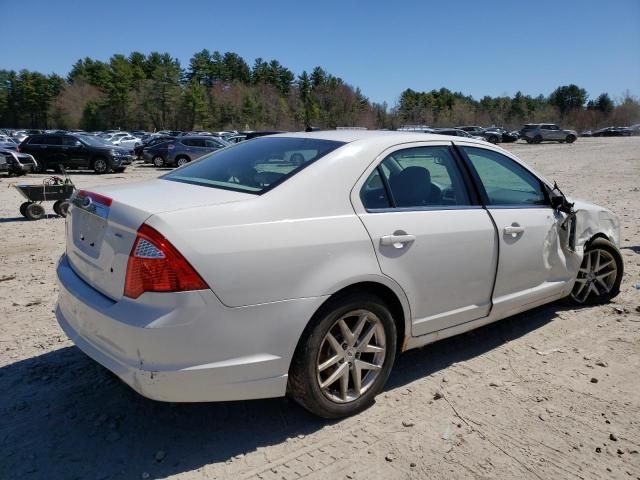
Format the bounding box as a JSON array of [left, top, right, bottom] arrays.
[[27, 136, 46, 145], [361, 146, 471, 209]]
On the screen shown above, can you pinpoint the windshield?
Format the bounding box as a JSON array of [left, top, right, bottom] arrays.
[[163, 137, 345, 194]]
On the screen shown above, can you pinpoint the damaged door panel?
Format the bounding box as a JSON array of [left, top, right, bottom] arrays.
[[457, 145, 578, 317]]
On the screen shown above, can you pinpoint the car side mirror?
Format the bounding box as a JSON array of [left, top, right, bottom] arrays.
[[550, 192, 564, 209], [548, 182, 574, 214]]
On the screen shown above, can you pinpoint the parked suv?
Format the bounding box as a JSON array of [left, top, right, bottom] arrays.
[[146, 136, 229, 168], [135, 135, 175, 158], [19, 134, 132, 173], [519, 124, 577, 144]]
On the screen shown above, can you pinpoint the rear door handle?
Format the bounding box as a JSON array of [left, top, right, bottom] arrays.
[[380, 234, 416, 248], [504, 225, 525, 236]]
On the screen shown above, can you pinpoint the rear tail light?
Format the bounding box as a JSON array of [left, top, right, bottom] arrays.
[[124, 224, 208, 299], [76, 190, 113, 207]]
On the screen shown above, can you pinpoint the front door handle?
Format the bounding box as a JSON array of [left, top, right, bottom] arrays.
[[504, 224, 525, 237], [380, 234, 416, 248]]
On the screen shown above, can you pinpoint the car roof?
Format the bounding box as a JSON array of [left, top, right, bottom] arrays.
[[268, 129, 489, 146]]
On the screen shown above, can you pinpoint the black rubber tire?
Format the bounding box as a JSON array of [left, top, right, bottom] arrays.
[[566, 135, 576, 144], [287, 292, 397, 419], [19, 202, 31, 218], [176, 156, 190, 167], [93, 157, 109, 174], [25, 203, 46, 220], [565, 237, 623, 306], [533, 135, 543, 144], [153, 155, 165, 168], [488, 135, 499, 144], [53, 200, 70, 217], [525, 138, 532, 144], [59, 201, 70, 217]]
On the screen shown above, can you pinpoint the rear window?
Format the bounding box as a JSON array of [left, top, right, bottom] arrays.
[[163, 137, 345, 194]]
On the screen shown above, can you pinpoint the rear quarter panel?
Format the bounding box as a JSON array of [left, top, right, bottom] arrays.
[[147, 141, 398, 307]]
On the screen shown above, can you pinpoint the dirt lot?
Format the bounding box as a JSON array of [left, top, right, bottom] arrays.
[[1, 138, 639, 480]]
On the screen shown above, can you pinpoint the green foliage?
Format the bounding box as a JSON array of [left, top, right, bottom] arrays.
[[549, 84, 588, 116], [587, 93, 614, 113], [0, 52, 637, 133]]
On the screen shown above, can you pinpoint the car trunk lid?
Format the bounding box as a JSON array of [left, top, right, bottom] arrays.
[[65, 179, 252, 301]]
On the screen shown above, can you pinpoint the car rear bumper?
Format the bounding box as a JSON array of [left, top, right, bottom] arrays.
[[55, 254, 326, 402]]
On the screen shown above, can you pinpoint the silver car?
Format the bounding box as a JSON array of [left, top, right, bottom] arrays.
[[56, 131, 622, 418], [520, 124, 578, 144]]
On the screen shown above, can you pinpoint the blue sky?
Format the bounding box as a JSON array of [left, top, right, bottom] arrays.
[[2, 0, 639, 105]]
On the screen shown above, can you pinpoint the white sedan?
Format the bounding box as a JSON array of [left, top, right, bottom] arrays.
[[110, 135, 141, 149], [56, 131, 623, 418]]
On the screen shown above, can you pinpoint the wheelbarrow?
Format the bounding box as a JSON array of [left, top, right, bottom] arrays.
[[14, 167, 76, 220]]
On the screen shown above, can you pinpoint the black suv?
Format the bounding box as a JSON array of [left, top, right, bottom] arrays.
[[19, 134, 132, 173]]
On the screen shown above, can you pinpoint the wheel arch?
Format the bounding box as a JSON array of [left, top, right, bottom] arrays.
[[585, 232, 613, 249], [290, 277, 412, 371]]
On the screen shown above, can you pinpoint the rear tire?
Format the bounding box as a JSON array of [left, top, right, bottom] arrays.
[[19, 202, 31, 218], [533, 135, 542, 144], [53, 200, 70, 217], [153, 155, 165, 168], [25, 203, 46, 220], [566, 134, 576, 143], [488, 135, 499, 144], [566, 238, 623, 305], [288, 293, 397, 418]]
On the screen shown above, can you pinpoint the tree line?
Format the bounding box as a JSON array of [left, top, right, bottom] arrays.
[[0, 50, 638, 132]]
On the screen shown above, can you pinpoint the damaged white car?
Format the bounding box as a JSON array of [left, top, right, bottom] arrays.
[[56, 131, 623, 418]]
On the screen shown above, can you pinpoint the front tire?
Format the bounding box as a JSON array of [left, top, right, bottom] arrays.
[[566, 134, 576, 143], [288, 293, 397, 418], [25, 203, 46, 220], [176, 156, 190, 167], [568, 238, 623, 305], [93, 157, 109, 174]]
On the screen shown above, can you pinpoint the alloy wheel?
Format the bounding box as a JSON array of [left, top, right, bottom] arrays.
[[94, 159, 108, 173], [316, 309, 386, 403], [571, 248, 618, 303]]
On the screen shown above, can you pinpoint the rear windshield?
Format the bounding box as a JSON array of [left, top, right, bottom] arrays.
[[163, 137, 345, 194]]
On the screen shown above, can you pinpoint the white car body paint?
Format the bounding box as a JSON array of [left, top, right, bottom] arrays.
[[56, 130, 620, 402]]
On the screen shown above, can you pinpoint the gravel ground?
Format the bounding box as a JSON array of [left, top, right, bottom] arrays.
[[0, 137, 639, 480]]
